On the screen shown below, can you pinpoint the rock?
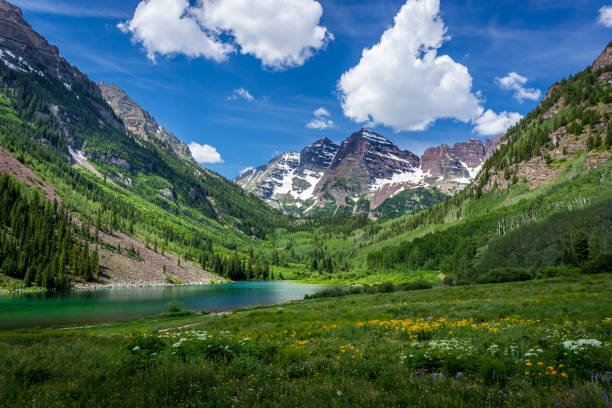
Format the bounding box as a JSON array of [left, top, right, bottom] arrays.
[[591, 43, 612, 72], [236, 128, 503, 215], [455, 372, 464, 380], [158, 188, 174, 200], [428, 373, 446, 382], [99, 82, 195, 163], [0, 0, 123, 130]]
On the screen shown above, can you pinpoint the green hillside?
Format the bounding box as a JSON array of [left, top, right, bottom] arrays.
[[257, 46, 612, 284], [0, 59, 288, 288]]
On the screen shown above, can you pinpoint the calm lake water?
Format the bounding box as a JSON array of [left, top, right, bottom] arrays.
[[0, 281, 329, 330]]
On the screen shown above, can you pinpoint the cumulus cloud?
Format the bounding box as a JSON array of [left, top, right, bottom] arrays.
[[228, 88, 255, 102], [117, 0, 232, 63], [188, 142, 224, 164], [599, 6, 612, 27], [496, 72, 542, 102], [307, 107, 335, 129], [306, 118, 336, 129], [119, 0, 332, 69], [314, 107, 331, 117], [473, 110, 523, 136], [337, 0, 482, 132]]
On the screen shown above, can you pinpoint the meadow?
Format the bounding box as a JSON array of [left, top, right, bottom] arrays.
[[0, 274, 610, 407]]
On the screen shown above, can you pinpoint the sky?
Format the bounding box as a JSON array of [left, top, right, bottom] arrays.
[[12, 0, 612, 179]]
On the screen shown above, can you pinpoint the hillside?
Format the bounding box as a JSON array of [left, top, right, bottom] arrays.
[[257, 43, 612, 284], [0, 0, 286, 289], [236, 129, 499, 218]]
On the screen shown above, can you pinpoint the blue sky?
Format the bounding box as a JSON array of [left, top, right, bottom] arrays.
[[13, 0, 612, 178]]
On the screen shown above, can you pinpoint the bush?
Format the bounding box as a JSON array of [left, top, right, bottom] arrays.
[[14, 363, 51, 384], [582, 253, 612, 274], [165, 300, 183, 313], [397, 280, 433, 291], [476, 267, 534, 284], [377, 282, 395, 293], [364, 285, 379, 294], [535, 264, 580, 279], [442, 276, 455, 286], [304, 287, 347, 300]]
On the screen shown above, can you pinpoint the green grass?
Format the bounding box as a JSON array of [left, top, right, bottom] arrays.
[[299, 270, 441, 285], [1, 274, 611, 407]]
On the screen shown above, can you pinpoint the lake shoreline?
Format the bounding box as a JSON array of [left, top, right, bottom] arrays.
[[0, 281, 330, 330], [0, 279, 314, 296]]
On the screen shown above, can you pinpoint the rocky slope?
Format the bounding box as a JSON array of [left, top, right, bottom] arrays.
[[0, 0, 122, 130], [99, 82, 194, 163], [236, 129, 500, 216], [0, 0, 286, 288], [473, 43, 612, 196]]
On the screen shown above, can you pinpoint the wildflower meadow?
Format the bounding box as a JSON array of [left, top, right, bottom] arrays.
[[0, 274, 611, 407]]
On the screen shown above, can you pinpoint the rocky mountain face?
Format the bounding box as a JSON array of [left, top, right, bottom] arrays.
[[475, 43, 612, 195], [421, 136, 501, 194], [235, 129, 500, 217], [238, 138, 340, 210], [0, 0, 122, 130], [99, 82, 194, 163]]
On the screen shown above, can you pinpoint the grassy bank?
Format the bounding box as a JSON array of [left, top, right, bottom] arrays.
[[0, 275, 611, 407]]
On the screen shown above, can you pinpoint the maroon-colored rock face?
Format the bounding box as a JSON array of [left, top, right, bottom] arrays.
[[592, 43, 612, 72], [328, 129, 419, 180], [421, 138, 495, 179]]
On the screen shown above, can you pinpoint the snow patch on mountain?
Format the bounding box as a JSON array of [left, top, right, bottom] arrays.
[[370, 168, 428, 191]]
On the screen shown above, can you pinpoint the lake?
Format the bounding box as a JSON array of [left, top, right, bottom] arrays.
[[0, 281, 329, 330]]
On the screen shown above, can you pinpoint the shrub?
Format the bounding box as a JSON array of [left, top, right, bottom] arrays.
[[364, 285, 379, 294], [376, 282, 395, 293], [14, 363, 51, 384], [582, 253, 612, 274], [304, 287, 347, 300], [476, 267, 534, 284], [535, 264, 580, 279], [165, 301, 183, 313], [397, 280, 433, 291], [442, 276, 455, 286]]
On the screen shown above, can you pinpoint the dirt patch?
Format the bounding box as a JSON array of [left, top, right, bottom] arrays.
[[0, 147, 61, 203], [0, 147, 223, 288]]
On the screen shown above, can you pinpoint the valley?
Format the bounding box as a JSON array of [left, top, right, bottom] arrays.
[[0, 0, 610, 406]]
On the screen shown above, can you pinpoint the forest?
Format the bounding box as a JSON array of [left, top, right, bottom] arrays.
[[0, 174, 98, 289]]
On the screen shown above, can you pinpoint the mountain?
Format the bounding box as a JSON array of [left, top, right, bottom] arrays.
[[355, 43, 612, 283], [0, 0, 285, 289], [98, 82, 194, 164], [241, 42, 612, 285], [235, 129, 499, 217]]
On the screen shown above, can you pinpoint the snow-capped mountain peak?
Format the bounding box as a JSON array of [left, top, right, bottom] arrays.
[[235, 130, 501, 217]]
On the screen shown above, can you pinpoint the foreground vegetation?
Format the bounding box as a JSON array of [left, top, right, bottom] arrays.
[[1, 274, 610, 407]]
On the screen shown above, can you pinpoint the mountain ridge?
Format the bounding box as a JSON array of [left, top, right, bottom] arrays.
[[235, 129, 500, 217]]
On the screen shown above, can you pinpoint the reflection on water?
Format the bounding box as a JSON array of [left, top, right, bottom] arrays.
[[0, 281, 328, 330]]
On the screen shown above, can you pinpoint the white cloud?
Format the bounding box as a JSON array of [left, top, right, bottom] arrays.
[[306, 118, 336, 129], [239, 166, 254, 176], [228, 88, 255, 102], [313, 107, 330, 117], [473, 109, 523, 136], [188, 142, 224, 164], [496, 72, 542, 102], [118, 0, 233, 63], [307, 107, 335, 129], [337, 0, 483, 132], [119, 0, 332, 69], [599, 6, 612, 27]]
